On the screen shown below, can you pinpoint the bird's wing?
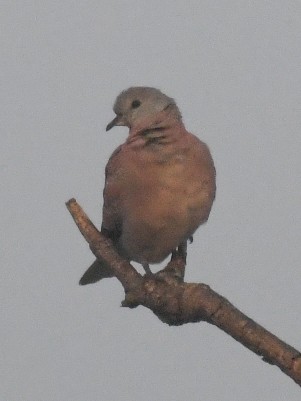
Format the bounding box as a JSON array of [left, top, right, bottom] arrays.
[[79, 146, 126, 286], [101, 145, 124, 240]]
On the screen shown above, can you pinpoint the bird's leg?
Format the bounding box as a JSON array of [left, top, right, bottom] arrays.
[[170, 241, 187, 262], [142, 263, 153, 275], [177, 241, 187, 263], [156, 241, 187, 281]]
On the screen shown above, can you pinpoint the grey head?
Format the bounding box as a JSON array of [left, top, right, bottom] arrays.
[[106, 87, 182, 131]]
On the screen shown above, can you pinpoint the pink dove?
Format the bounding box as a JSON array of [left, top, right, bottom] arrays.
[[79, 87, 216, 285]]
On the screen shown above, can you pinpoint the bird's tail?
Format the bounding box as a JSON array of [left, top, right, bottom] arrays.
[[79, 259, 114, 285]]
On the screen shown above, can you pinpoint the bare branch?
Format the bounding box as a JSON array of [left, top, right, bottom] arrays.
[[66, 198, 301, 386]]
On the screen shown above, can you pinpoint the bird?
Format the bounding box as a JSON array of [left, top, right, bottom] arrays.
[[79, 87, 216, 285]]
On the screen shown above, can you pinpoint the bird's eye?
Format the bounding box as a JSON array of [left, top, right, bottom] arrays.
[[131, 100, 141, 108]]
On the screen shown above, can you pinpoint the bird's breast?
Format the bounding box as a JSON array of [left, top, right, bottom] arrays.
[[110, 142, 215, 264]]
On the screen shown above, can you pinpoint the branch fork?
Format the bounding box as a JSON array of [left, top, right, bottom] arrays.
[[66, 198, 301, 386]]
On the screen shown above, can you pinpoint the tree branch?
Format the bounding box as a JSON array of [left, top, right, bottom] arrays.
[[66, 198, 301, 386]]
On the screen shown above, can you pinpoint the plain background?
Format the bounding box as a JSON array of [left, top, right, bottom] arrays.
[[1, 1, 300, 400]]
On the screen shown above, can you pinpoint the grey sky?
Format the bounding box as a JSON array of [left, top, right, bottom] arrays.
[[1, 1, 301, 400]]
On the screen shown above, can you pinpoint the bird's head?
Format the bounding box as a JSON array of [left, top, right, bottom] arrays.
[[106, 87, 182, 131]]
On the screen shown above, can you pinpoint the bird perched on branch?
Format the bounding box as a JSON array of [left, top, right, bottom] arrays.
[[79, 87, 216, 285]]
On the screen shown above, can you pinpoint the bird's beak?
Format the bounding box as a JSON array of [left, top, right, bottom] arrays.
[[106, 115, 125, 131]]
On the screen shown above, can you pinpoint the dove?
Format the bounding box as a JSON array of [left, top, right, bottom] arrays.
[[79, 87, 216, 285]]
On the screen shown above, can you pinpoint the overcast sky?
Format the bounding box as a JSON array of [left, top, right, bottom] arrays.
[[1, 1, 301, 400]]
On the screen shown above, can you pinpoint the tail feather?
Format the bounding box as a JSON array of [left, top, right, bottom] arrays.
[[79, 259, 114, 285]]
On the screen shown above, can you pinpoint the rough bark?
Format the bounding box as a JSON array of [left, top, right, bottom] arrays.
[[66, 198, 301, 386]]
